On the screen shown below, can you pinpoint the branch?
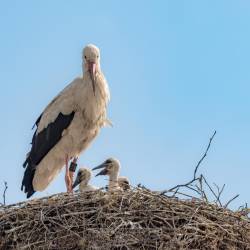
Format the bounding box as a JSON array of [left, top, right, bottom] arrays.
[[213, 183, 225, 206], [196, 176, 208, 202], [161, 130, 216, 195], [193, 130, 216, 179], [163, 177, 199, 194], [3, 181, 8, 206], [224, 194, 240, 209], [202, 175, 222, 206]]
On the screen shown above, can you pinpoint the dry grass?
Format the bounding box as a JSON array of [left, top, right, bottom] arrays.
[[0, 187, 249, 250]]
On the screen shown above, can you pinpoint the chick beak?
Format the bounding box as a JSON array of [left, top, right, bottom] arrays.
[[88, 62, 96, 94], [72, 175, 81, 189], [92, 163, 108, 177]]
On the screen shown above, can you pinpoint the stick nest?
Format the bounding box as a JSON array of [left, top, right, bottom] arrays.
[[0, 188, 249, 250]]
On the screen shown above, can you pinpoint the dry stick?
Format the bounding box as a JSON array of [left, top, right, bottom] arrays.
[[218, 184, 226, 198], [165, 177, 199, 193], [193, 130, 216, 179], [161, 130, 217, 195], [201, 175, 223, 206], [199, 175, 208, 201], [224, 194, 240, 209], [213, 183, 225, 205], [3, 181, 8, 206], [202, 175, 239, 208], [195, 176, 208, 202], [213, 182, 221, 195], [184, 184, 201, 196]]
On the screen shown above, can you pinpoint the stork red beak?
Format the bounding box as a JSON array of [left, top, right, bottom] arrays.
[[88, 62, 96, 94]]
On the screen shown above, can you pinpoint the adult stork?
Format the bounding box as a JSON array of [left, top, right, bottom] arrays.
[[22, 44, 110, 198]]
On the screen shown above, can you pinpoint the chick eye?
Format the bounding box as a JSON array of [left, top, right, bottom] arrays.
[[84, 56, 87, 59]]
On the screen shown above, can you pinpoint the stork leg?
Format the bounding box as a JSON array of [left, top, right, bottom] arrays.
[[64, 154, 72, 193], [69, 157, 78, 191]]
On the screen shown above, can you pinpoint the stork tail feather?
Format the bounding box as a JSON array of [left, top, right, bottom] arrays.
[[22, 112, 75, 198]]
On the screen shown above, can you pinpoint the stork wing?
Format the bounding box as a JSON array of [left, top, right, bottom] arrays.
[[22, 79, 81, 198], [36, 79, 80, 133]]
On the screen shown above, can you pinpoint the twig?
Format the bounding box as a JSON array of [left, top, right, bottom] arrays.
[[193, 130, 216, 179], [3, 181, 8, 206], [161, 130, 216, 195], [224, 194, 240, 208], [202, 175, 223, 206], [213, 183, 225, 206], [196, 176, 208, 202], [162, 177, 199, 194]]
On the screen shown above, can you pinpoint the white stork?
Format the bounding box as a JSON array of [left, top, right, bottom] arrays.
[[118, 176, 130, 191], [22, 44, 110, 198], [72, 168, 97, 192], [93, 158, 130, 192]]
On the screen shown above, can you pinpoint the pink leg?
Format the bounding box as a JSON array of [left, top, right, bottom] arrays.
[[68, 157, 78, 193], [64, 154, 72, 193]]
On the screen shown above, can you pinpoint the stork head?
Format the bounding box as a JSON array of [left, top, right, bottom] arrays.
[[92, 158, 120, 179], [118, 176, 130, 191], [82, 44, 101, 94], [72, 168, 92, 189]]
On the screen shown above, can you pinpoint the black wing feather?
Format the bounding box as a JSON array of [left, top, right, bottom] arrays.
[[32, 113, 43, 129], [22, 112, 75, 198]]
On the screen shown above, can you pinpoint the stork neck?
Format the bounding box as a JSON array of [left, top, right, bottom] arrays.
[[80, 180, 89, 189], [108, 172, 119, 190]]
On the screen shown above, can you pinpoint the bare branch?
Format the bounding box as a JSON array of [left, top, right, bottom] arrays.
[[3, 181, 8, 206], [202, 175, 222, 206], [193, 130, 216, 179], [224, 194, 240, 209], [161, 177, 199, 195], [196, 177, 208, 202], [213, 183, 225, 205], [161, 130, 216, 195]]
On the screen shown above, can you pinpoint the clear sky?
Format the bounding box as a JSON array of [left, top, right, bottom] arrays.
[[0, 1, 249, 209]]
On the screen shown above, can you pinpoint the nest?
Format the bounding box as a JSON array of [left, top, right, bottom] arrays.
[[0, 188, 249, 250]]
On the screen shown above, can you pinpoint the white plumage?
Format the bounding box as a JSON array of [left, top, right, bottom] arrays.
[[22, 44, 110, 198], [93, 158, 130, 192], [118, 176, 130, 191], [72, 168, 98, 192]]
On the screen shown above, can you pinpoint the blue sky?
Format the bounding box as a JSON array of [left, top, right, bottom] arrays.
[[0, 1, 249, 209]]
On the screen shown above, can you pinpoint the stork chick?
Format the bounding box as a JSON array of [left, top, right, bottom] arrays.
[[72, 168, 97, 192], [118, 176, 130, 191], [93, 158, 129, 192]]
